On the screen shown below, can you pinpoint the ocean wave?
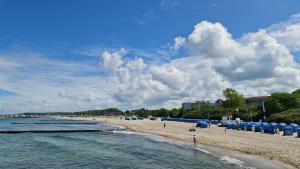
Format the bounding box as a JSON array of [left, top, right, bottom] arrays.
[[101, 123, 126, 130], [220, 156, 256, 169], [110, 130, 135, 134], [193, 147, 216, 156], [109, 130, 177, 144]]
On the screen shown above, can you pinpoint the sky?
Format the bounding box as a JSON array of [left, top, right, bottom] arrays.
[[0, 0, 300, 113]]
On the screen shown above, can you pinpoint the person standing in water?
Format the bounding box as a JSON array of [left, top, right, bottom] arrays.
[[193, 135, 197, 145]]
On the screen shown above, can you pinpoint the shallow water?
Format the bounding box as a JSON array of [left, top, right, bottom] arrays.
[[0, 118, 242, 169]]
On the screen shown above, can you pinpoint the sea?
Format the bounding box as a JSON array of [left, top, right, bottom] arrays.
[[0, 118, 245, 169]]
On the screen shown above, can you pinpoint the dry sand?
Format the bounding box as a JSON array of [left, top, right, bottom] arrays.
[[64, 116, 300, 169]]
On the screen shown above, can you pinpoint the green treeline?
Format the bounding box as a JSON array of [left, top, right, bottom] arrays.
[[23, 88, 300, 124], [131, 88, 300, 124], [23, 108, 123, 116]]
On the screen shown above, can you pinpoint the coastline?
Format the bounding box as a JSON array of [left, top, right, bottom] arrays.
[[62, 116, 299, 169]]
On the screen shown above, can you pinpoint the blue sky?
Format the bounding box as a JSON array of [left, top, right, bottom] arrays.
[[1, 0, 300, 50], [0, 0, 300, 113]]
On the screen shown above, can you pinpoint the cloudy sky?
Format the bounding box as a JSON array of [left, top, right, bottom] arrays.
[[0, 0, 300, 113]]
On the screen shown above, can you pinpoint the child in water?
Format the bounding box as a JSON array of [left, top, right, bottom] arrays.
[[193, 135, 197, 145]]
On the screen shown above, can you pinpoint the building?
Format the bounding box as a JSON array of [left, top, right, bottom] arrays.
[[182, 103, 198, 110], [182, 96, 270, 110], [182, 100, 223, 110], [244, 96, 270, 106], [213, 99, 223, 108]]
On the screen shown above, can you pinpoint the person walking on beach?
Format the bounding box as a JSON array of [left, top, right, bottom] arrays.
[[163, 122, 166, 128], [193, 135, 197, 145]]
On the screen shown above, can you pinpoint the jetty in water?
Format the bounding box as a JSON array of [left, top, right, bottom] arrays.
[[11, 122, 99, 125], [0, 129, 115, 134]]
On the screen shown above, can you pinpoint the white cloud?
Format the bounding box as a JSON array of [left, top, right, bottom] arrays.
[[187, 21, 241, 59], [160, 0, 180, 10], [126, 58, 146, 72], [101, 48, 127, 73], [138, 10, 160, 25], [186, 21, 300, 95], [0, 50, 116, 113], [0, 58, 21, 71], [100, 19, 300, 109], [173, 36, 186, 51], [150, 65, 188, 90], [268, 13, 300, 52], [1, 13, 300, 112], [269, 23, 300, 52]]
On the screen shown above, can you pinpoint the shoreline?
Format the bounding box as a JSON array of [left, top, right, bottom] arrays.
[[62, 116, 298, 169], [111, 128, 286, 169]]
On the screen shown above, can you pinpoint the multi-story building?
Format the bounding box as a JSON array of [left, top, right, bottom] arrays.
[[182, 100, 223, 110], [182, 96, 270, 110], [244, 96, 270, 106], [182, 102, 198, 110]]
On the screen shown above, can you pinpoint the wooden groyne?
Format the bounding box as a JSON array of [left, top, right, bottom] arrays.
[[0, 129, 108, 134], [11, 122, 99, 125]]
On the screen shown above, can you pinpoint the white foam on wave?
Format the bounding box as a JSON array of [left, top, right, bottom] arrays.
[[220, 156, 256, 169], [110, 130, 172, 143], [110, 130, 135, 134], [221, 156, 245, 165], [101, 123, 126, 130], [193, 147, 216, 156]]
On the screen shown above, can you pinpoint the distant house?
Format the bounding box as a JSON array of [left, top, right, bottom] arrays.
[[182, 103, 198, 110], [213, 99, 223, 108], [244, 96, 270, 106], [182, 96, 270, 110], [131, 108, 148, 114], [182, 100, 223, 110]]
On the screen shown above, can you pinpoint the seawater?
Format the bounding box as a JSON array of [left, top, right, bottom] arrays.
[[0, 118, 242, 169]]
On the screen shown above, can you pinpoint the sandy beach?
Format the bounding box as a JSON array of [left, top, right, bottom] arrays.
[[64, 116, 300, 169]]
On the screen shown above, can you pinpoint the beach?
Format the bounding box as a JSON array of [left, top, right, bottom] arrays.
[[64, 116, 300, 169]]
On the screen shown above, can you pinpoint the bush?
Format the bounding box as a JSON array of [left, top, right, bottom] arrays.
[[268, 108, 300, 124]]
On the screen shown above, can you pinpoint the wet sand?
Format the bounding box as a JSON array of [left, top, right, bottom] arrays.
[[63, 116, 299, 169]]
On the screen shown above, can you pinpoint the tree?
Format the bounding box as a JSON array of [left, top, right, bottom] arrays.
[[125, 110, 130, 115], [155, 108, 169, 117], [271, 92, 299, 110], [195, 101, 201, 109], [222, 88, 246, 111], [200, 101, 214, 120], [265, 98, 283, 114], [268, 108, 300, 124], [292, 89, 300, 106], [292, 89, 300, 96]]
